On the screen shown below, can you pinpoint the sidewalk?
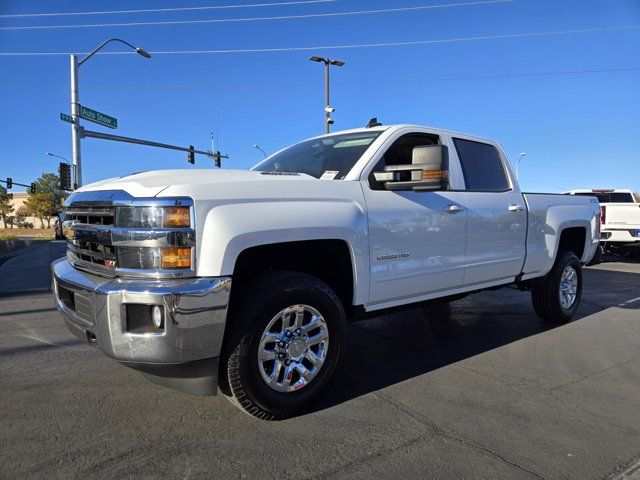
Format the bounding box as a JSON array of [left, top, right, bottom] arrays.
[[0, 241, 67, 294]]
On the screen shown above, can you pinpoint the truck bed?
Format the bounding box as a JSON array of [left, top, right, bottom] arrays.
[[521, 193, 599, 280]]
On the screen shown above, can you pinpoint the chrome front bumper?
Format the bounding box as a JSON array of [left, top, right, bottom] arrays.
[[51, 258, 231, 395]]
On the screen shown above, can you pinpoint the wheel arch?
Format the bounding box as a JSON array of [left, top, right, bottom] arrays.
[[556, 225, 588, 261], [229, 239, 359, 311]]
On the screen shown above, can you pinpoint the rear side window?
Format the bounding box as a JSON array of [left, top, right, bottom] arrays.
[[573, 192, 635, 203], [453, 138, 509, 191], [600, 192, 634, 203]]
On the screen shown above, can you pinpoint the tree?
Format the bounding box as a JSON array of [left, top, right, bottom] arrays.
[[23, 172, 68, 228], [0, 185, 14, 228], [15, 205, 30, 228], [24, 193, 51, 228]]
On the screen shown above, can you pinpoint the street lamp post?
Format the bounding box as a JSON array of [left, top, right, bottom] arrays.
[[253, 144, 267, 159], [309, 56, 345, 134], [46, 152, 76, 190], [516, 152, 527, 181], [70, 38, 150, 187]]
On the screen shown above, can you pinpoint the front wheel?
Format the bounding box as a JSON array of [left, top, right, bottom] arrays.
[[531, 250, 582, 323], [220, 272, 346, 420]]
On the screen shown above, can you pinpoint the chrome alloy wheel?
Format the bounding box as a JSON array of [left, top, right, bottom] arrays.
[[257, 305, 329, 393], [559, 266, 578, 310]]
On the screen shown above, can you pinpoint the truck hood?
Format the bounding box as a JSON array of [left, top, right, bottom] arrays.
[[77, 169, 315, 198]]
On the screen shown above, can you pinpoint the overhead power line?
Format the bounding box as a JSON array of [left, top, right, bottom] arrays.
[[0, 0, 339, 19], [0, 25, 637, 56], [3, 66, 638, 91], [0, 0, 514, 30]]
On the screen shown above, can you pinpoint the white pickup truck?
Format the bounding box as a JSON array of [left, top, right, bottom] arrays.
[[566, 189, 640, 258], [52, 124, 600, 419]]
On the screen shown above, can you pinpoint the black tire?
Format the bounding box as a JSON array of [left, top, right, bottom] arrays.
[[531, 250, 582, 323], [219, 271, 346, 420]]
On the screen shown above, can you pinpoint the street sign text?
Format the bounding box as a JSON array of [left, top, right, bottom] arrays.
[[80, 106, 118, 129]]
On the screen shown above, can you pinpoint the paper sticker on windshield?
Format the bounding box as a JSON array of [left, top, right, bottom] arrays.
[[320, 170, 339, 180]]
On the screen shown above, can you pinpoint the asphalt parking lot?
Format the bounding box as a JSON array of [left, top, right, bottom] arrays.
[[1, 252, 639, 479]]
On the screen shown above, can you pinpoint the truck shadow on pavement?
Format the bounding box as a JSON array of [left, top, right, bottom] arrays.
[[312, 267, 639, 415]]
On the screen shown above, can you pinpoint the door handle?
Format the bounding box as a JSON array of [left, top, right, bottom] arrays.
[[444, 204, 464, 214], [508, 204, 525, 212]]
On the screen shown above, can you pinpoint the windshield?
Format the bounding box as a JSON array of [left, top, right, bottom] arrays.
[[574, 192, 635, 203], [253, 131, 382, 180]]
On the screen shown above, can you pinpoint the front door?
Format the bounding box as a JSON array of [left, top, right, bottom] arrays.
[[363, 133, 468, 307]]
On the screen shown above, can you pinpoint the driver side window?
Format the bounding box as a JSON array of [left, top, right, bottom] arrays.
[[368, 133, 441, 190]]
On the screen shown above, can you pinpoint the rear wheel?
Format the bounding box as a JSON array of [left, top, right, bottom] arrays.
[[531, 250, 582, 323], [220, 271, 345, 420]]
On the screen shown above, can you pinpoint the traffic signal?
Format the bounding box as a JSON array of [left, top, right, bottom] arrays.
[[6, 178, 12, 189], [214, 151, 221, 168], [59, 162, 72, 190], [30, 183, 36, 194], [187, 145, 195, 164]]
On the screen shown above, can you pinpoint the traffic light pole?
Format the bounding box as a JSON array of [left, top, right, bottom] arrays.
[[70, 55, 82, 187], [80, 127, 219, 161], [1, 178, 37, 193]]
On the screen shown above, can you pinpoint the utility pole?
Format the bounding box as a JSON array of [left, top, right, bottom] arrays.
[[309, 56, 345, 133], [70, 38, 151, 187], [70, 55, 82, 188]]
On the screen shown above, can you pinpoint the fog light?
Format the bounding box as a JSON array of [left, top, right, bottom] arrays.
[[152, 306, 163, 328]]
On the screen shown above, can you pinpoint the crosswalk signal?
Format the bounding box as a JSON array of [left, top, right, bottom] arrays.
[[187, 145, 195, 165], [6, 178, 12, 189], [30, 183, 36, 194], [59, 163, 72, 190]]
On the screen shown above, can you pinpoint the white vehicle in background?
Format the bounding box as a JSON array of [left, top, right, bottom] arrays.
[[566, 189, 640, 259], [52, 124, 600, 419]]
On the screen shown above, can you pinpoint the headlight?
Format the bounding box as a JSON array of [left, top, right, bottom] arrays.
[[115, 205, 193, 272], [116, 206, 190, 228]]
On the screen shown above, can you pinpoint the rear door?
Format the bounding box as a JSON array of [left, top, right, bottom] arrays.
[[451, 137, 527, 286]]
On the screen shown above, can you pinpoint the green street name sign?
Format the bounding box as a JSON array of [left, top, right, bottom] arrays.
[[80, 105, 118, 129], [60, 113, 74, 123]]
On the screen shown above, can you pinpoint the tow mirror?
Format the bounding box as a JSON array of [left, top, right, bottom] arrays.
[[373, 144, 449, 191]]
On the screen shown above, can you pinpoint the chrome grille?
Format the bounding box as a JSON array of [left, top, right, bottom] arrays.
[[68, 238, 118, 269], [64, 206, 118, 273], [64, 206, 114, 226]]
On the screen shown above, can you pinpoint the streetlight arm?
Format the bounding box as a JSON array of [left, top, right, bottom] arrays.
[[253, 145, 267, 158], [46, 152, 70, 164], [516, 153, 527, 181], [79, 38, 149, 66]]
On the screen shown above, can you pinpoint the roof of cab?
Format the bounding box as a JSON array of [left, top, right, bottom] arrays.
[[314, 124, 498, 144]]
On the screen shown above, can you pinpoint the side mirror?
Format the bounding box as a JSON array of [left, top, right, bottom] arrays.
[[373, 144, 449, 191]]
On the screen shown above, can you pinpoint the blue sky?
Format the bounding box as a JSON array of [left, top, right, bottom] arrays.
[[0, 0, 638, 193]]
